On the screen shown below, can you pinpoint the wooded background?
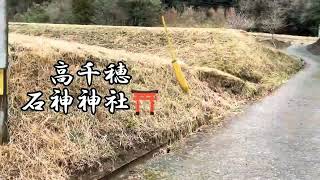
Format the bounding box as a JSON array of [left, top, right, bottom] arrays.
[[7, 0, 320, 36]]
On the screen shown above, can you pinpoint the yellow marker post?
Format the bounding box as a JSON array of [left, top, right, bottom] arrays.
[[161, 16, 190, 93], [0, 69, 4, 95]]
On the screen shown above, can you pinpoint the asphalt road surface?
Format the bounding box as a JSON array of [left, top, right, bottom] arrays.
[[114, 46, 320, 180]]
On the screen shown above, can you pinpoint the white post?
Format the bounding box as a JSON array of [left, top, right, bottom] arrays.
[[0, 0, 8, 145], [0, 0, 7, 69], [319, 24, 320, 37]]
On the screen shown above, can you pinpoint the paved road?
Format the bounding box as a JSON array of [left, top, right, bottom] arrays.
[[116, 46, 320, 180]]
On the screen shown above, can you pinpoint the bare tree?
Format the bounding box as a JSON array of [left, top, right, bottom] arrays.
[[227, 12, 255, 30], [238, 0, 267, 20], [261, 0, 286, 47]]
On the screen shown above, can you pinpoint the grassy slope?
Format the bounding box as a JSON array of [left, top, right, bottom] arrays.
[[10, 23, 302, 92], [0, 23, 302, 179]]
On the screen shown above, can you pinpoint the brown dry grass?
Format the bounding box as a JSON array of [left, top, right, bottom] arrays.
[[0, 23, 302, 179], [9, 23, 301, 92]]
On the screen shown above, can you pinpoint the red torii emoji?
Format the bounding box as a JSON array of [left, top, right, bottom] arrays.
[[131, 90, 159, 115]]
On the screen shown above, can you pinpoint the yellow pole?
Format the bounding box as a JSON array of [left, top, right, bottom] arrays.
[[161, 16, 190, 93]]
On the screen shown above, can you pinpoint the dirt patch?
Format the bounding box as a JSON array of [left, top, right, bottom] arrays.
[[250, 32, 318, 46], [258, 39, 291, 49]]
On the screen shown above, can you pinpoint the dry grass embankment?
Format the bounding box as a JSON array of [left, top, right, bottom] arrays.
[[0, 23, 302, 179], [10, 23, 302, 94]]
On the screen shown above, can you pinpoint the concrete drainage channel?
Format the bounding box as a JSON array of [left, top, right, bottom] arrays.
[[72, 143, 169, 180], [78, 122, 218, 179], [103, 144, 169, 180]]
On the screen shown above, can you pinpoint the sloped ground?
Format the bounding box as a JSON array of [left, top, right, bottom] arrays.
[[307, 39, 320, 55], [0, 24, 302, 179], [10, 23, 301, 94]]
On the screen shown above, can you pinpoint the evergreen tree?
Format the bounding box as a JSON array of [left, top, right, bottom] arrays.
[[119, 0, 162, 26], [72, 0, 94, 24], [301, 0, 320, 35], [309, 0, 320, 24]]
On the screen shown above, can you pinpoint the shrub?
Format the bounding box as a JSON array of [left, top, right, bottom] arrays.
[[302, 0, 320, 35], [118, 0, 162, 26], [45, 0, 74, 24], [206, 7, 226, 27], [91, 0, 162, 26], [165, 6, 226, 28], [19, 3, 50, 23], [227, 13, 254, 30], [72, 0, 94, 24], [178, 6, 207, 25], [92, 0, 128, 25], [261, 1, 285, 38], [163, 7, 178, 25]]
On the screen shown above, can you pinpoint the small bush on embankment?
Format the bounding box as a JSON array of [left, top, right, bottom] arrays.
[[0, 24, 303, 179]]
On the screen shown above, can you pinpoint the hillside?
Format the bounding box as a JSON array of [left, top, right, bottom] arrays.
[[307, 39, 320, 55], [0, 23, 302, 179], [10, 23, 302, 92]]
